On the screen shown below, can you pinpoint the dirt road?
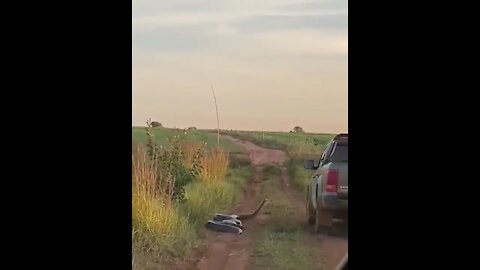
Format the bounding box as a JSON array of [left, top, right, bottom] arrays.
[[176, 136, 347, 270]]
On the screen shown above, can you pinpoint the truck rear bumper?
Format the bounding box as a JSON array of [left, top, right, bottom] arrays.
[[321, 194, 348, 211]]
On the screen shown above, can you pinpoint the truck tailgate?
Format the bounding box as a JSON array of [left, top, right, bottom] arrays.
[[336, 162, 348, 198]]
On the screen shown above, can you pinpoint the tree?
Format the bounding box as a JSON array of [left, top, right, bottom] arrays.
[[151, 121, 162, 128], [292, 126, 304, 133]]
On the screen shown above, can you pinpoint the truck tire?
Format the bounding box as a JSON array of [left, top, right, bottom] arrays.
[[314, 207, 333, 234], [306, 187, 315, 225]]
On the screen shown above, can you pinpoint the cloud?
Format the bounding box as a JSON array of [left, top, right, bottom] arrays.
[[133, 13, 235, 30], [133, 10, 347, 31], [132, 0, 347, 56], [253, 30, 347, 56], [215, 24, 238, 35]]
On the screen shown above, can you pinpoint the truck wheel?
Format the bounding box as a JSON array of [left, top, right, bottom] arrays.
[[306, 188, 315, 225], [314, 207, 333, 234]]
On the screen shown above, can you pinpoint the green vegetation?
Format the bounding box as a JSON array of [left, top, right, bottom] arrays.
[[287, 162, 312, 195], [224, 130, 334, 195], [132, 125, 250, 269], [181, 167, 250, 227], [223, 130, 333, 158], [133, 126, 242, 153], [252, 165, 323, 270]]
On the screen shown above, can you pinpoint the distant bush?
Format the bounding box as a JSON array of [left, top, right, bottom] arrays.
[[292, 126, 304, 133], [151, 121, 162, 127]]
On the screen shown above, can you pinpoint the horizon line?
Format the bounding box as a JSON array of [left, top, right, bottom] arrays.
[[132, 125, 340, 135]]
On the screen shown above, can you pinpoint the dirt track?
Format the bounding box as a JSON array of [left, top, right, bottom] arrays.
[[176, 136, 347, 270]]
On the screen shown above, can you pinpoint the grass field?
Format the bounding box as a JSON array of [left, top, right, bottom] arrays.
[[133, 127, 242, 153], [132, 126, 249, 269], [222, 130, 333, 158]]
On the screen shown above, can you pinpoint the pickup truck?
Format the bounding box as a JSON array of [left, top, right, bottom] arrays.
[[304, 133, 348, 233]]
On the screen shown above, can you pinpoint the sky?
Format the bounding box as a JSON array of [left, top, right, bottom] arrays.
[[133, 0, 347, 133]]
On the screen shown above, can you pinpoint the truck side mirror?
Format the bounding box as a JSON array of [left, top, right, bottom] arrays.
[[304, 160, 316, 170]]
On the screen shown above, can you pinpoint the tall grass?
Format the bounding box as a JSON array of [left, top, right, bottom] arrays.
[[199, 148, 229, 183], [179, 139, 229, 183], [180, 140, 204, 170], [132, 147, 193, 268], [132, 126, 248, 269], [182, 166, 249, 226], [286, 160, 312, 195]]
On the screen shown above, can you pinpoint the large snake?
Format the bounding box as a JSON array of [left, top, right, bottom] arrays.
[[205, 198, 269, 235]]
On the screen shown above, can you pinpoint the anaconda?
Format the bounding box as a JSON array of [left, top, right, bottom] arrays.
[[205, 198, 269, 234]]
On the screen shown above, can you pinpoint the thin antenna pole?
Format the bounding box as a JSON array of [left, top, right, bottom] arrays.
[[211, 85, 220, 149]]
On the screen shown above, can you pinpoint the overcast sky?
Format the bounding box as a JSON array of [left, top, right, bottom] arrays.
[[133, 0, 347, 133]]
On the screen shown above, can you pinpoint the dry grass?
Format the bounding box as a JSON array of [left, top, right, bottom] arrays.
[[180, 140, 204, 170], [199, 148, 229, 183], [178, 140, 229, 183], [132, 147, 193, 268], [132, 141, 243, 269]]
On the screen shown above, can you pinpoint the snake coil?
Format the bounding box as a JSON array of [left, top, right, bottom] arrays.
[[205, 198, 269, 234]]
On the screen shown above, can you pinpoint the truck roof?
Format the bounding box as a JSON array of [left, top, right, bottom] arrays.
[[333, 133, 348, 142]]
